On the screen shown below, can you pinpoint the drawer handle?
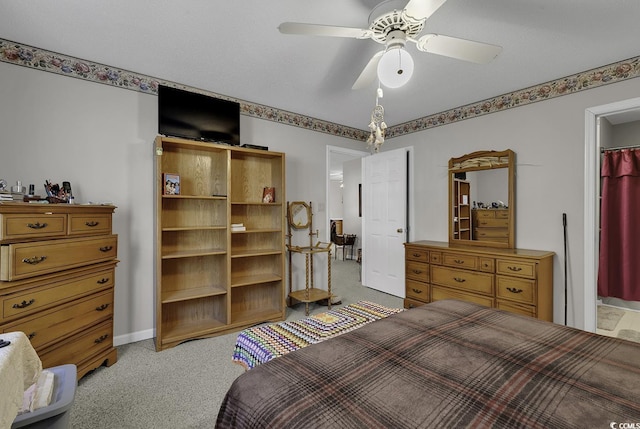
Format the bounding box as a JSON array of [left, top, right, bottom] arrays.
[[85, 221, 100, 227], [97, 278, 110, 284], [94, 334, 109, 344], [411, 288, 423, 294], [27, 332, 36, 340], [96, 303, 110, 311], [412, 253, 421, 258], [22, 256, 47, 265], [507, 287, 523, 294], [99, 246, 113, 252], [26, 222, 48, 229], [453, 277, 466, 283], [13, 299, 35, 309], [454, 259, 465, 264], [480, 222, 488, 225], [508, 266, 523, 272]]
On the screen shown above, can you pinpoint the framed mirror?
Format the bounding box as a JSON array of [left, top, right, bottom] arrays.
[[448, 149, 515, 249], [288, 201, 312, 229]]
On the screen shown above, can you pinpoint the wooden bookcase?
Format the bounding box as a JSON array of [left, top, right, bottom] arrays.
[[154, 136, 286, 351], [452, 179, 471, 241]]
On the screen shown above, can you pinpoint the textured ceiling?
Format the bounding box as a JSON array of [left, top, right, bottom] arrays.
[[1, 0, 640, 131]]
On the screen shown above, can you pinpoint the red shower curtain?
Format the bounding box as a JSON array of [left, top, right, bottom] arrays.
[[598, 148, 640, 301]]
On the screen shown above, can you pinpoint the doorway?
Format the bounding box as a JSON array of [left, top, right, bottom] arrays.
[[584, 97, 640, 332], [326, 146, 368, 246]]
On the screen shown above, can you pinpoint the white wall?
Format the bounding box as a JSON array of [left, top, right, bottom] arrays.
[[342, 157, 362, 250], [0, 61, 362, 344], [612, 120, 640, 146], [328, 180, 343, 220], [3, 57, 640, 337], [386, 77, 640, 328]]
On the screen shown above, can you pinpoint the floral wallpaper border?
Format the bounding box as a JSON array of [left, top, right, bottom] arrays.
[[386, 56, 640, 139], [1, 37, 639, 142]]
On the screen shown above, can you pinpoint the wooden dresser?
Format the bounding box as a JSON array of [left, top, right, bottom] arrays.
[[472, 209, 509, 243], [0, 202, 118, 378], [404, 240, 554, 321]]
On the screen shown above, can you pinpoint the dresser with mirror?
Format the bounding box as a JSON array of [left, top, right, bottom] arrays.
[[405, 150, 555, 321]]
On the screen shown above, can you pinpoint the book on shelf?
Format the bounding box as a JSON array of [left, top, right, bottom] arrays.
[[0, 192, 23, 201], [231, 223, 246, 232]]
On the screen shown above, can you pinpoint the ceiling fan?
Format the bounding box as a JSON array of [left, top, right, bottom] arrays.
[[279, 0, 502, 89]]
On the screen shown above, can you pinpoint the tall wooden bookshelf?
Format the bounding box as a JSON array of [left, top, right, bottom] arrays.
[[154, 136, 286, 351], [452, 178, 471, 241]]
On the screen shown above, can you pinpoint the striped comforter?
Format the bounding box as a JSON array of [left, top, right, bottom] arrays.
[[217, 299, 640, 428]]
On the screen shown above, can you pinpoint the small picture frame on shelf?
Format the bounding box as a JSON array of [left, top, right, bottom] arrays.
[[262, 187, 275, 203], [163, 173, 180, 195]]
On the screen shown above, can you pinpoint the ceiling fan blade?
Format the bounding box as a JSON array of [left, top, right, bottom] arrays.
[[278, 22, 372, 39], [415, 34, 502, 64], [403, 0, 447, 22], [352, 51, 384, 90]]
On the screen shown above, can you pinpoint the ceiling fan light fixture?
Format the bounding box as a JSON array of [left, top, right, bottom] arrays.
[[377, 46, 414, 88]]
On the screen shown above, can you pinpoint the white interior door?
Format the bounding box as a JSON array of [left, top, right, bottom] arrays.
[[362, 148, 408, 297]]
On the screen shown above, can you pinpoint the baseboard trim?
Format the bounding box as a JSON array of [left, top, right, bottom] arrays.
[[113, 328, 155, 347]]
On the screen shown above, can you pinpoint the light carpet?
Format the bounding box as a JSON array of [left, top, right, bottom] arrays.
[[69, 259, 402, 428]]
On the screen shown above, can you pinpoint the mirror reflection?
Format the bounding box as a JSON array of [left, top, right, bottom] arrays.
[[449, 150, 515, 249], [467, 169, 508, 209]]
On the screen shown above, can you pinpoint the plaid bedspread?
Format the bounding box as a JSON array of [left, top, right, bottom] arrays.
[[217, 299, 640, 428], [232, 301, 405, 370]]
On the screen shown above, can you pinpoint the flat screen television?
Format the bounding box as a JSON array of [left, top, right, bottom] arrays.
[[158, 85, 240, 145]]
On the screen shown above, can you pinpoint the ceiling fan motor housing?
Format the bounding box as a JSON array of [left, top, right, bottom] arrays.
[[368, 0, 425, 44]]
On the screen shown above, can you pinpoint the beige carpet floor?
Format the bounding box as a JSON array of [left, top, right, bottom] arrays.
[[69, 259, 402, 428]]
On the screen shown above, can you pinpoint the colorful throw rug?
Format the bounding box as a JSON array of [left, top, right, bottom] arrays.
[[232, 301, 405, 370]]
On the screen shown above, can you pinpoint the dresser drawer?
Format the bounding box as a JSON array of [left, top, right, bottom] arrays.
[[474, 228, 509, 240], [406, 261, 429, 282], [0, 235, 117, 281], [431, 285, 494, 308], [474, 210, 495, 219], [475, 218, 509, 228], [441, 252, 478, 270], [496, 276, 535, 305], [0, 213, 67, 241], [479, 257, 494, 273], [39, 319, 113, 370], [404, 298, 426, 309], [2, 267, 115, 321], [475, 210, 508, 219], [496, 259, 536, 279], [431, 265, 493, 295], [406, 279, 429, 302], [68, 214, 112, 236], [2, 291, 113, 350], [405, 247, 428, 263], [496, 300, 536, 318]]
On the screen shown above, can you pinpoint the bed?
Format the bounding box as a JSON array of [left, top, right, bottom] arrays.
[[216, 299, 640, 428]]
